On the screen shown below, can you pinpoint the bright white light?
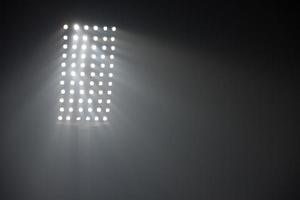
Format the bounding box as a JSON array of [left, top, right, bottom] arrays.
[[63, 35, 68, 40], [69, 107, 73, 112], [97, 107, 101, 112], [61, 62, 66, 67], [84, 25, 89, 30], [88, 98, 92, 104], [89, 90, 94, 95], [60, 80, 64, 85], [81, 54, 86, 59], [70, 80, 75, 85], [103, 36, 108, 41], [88, 107, 92, 112], [99, 72, 104, 77], [62, 53, 67, 58], [109, 64, 114, 68], [101, 63, 105, 68], [71, 53, 76, 59], [102, 45, 107, 50], [91, 44, 97, 50], [82, 35, 88, 41], [107, 99, 111, 104], [74, 24, 80, 30], [110, 54, 114, 59], [78, 98, 83, 103], [101, 54, 105, 59], [95, 116, 99, 121], [76, 117, 81, 121], [61, 71, 66, 76], [90, 72, 96, 77], [71, 71, 76, 76], [70, 89, 75, 94], [107, 90, 112, 95], [103, 26, 108, 31], [80, 72, 85, 77], [79, 89, 84, 94], [103, 116, 108, 121], [106, 108, 110, 113], [111, 46, 115, 51], [99, 81, 103, 86], [111, 37, 115, 41], [98, 90, 103, 95], [63, 44, 68, 49], [79, 80, 84, 85], [98, 99, 102, 104], [58, 116, 63, 120], [81, 44, 87, 50], [112, 26, 116, 31], [93, 25, 98, 31], [90, 81, 94, 86], [86, 116, 91, 121], [60, 89, 66, 94], [93, 36, 98, 41], [90, 63, 95, 68], [66, 116, 71, 121], [59, 107, 64, 112], [59, 98, 64, 103], [73, 35, 79, 41], [91, 54, 96, 59], [109, 73, 113, 77], [80, 63, 85, 68], [71, 62, 76, 67], [69, 98, 74, 103], [108, 81, 112, 86], [72, 44, 77, 49], [79, 107, 83, 112], [63, 24, 68, 30]]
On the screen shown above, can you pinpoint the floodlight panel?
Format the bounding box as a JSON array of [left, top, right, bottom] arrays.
[[58, 23, 116, 124]]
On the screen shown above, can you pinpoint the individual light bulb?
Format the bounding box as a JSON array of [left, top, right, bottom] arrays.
[[74, 24, 80, 30], [93, 36, 98, 41], [93, 25, 98, 30]]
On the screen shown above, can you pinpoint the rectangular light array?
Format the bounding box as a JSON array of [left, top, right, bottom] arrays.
[[57, 24, 116, 123]]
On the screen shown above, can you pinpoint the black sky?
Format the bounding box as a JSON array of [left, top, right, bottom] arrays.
[[0, 1, 298, 200]]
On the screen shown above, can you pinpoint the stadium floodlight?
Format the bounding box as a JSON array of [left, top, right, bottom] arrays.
[[58, 23, 116, 124]]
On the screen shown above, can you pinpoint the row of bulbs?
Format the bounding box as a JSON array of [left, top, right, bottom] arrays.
[[61, 52, 115, 60], [64, 35, 115, 42], [61, 62, 114, 69], [61, 71, 113, 77], [62, 44, 115, 51], [63, 24, 116, 32], [58, 115, 108, 121], [59, 106, 110, 113], [59, 97, 111, 104], [60, 89, 112, 95]]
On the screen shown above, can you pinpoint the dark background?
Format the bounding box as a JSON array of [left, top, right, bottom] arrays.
[[0, 1, 298, 199]]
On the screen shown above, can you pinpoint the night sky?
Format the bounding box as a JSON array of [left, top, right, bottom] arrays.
[[0, 1, 298, 200]]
